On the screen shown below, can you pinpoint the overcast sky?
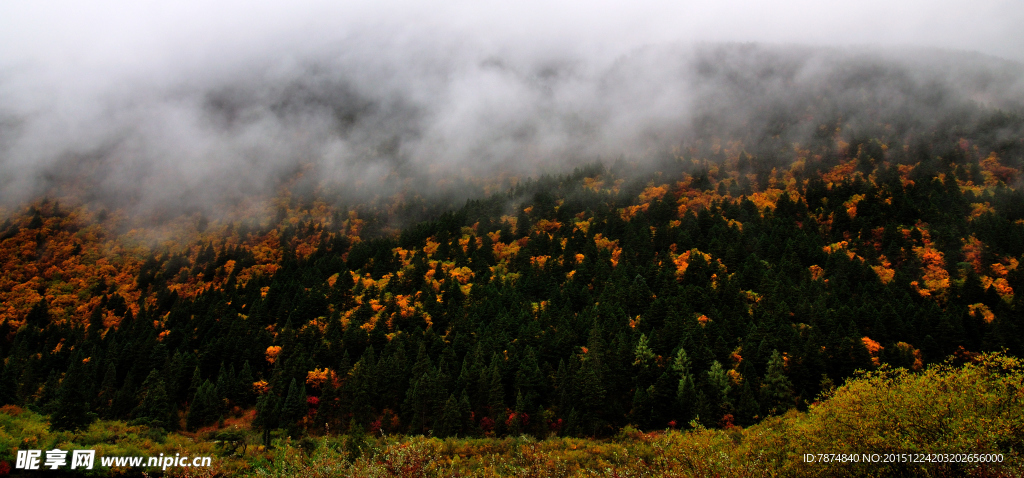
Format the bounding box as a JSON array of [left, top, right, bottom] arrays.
[[2, 0, 1021, 76], [0, 0, 1022, 216]]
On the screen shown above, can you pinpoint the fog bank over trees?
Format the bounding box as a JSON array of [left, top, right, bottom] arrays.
[[0, 4, 1022, 217]]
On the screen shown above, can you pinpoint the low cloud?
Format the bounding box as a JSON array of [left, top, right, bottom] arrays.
[[0, 2, 1022, 218]]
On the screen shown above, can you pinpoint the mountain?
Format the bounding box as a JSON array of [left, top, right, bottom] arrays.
[[0, 44, 1023, 475]]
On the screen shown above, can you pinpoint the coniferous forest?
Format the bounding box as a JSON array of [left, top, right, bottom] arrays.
[[1, 45, 1024, 476]]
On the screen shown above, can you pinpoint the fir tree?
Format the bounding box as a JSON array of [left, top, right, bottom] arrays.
[[672, 347, 698, 424], [487, 361, 506, 435], [133, 369, 176, 430], [186, 380, 219, 431], [280, 378, 307, 431], [761, 350, 794, 416], [50, 361, 98, 432], [437, 394, 461, 438], [514, 347, 543, 412], [254, 392, 281, 447]]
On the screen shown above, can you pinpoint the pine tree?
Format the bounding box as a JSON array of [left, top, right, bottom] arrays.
[[50, 361, 97, 432], [514, 347, 543, 412], [110, 370, 138, 420], [436, 394, 461, 438], [487, 361, 506, 435], [706, 360, 732, 425], [650, 371, 677, 428], [0, 361, 20, 406], [629, 385, 655, 429], [186, 380, 219, 431], [133, 369, 176, 430], [15, 359, 36, 405], [164, 351, 187, 405], [761, 350, 794, 416], [188, 366, 202, 402], [38, 369, 61, 409], [317, 372, 343, 434], [280, 378, 307, 431], [404, 376, 428, 435], [574, 358, 606, 436], [736, 379, 760, 426], [254, 392, 280, 447], [348, 352, 377, 425], [215, 362, 229, 403], [238, 361, 255, 406], [431, 362, 452, 423], [672, 347, 697, 424], [458, 389, 474, 436]]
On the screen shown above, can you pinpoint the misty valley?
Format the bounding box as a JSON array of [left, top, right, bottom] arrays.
[[0, 44, 1023, 477]]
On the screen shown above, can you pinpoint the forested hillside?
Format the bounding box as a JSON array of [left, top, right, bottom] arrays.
[[2, 108, 1023, 443], [2, 42, 1024, 476]]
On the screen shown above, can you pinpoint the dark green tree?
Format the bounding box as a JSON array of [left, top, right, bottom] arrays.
[[186, 380, 219, 431], [50, 361, 98, 432], [254, 392, 281, 447], [133, 369, 176, 430], [761, 350, 794, 416]]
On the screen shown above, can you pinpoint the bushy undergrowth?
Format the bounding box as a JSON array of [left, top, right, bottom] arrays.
[[744, 352, 1024, 477], [1, 353, 1021, 477]]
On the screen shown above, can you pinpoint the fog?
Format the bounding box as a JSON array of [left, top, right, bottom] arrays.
[[1, 1, 1023, 217]]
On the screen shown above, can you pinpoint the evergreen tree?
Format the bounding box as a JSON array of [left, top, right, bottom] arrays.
[[458, 389, 474, 436], [487, 361, 506, 435], [50, 361, 97, 432], [188, 366, 202, 402], [281, 378, 307, 432], [514, 347, 543, 412], [186, 380, 219, 431], [38, 369, 61, 409], [110, 370, 138, 420], [317, 373, 343, 433], [436, 394, 461, 438], [254, 392, 281, 447], [404, 376, 430, 435], [574, 357, 606, 436], [0, 361, 19, 406], [238, 361, 255, 406], [629, 385, 655, 428], [348, 351, 377, 425], [761, 350, 794, 416], [706, 361, 732, 424], [736, 379, 760, 426], [672, 347, 698, 424], [133, 369, 176, 430]]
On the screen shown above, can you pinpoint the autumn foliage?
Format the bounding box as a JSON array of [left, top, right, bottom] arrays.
[[2, 115, 1024, 477]]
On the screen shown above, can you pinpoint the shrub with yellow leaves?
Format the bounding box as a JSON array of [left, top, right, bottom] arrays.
[[745, 352, 1024, 477]]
